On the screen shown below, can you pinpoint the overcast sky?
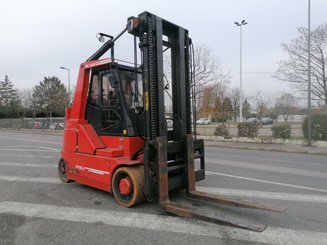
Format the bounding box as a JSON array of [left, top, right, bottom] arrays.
[[1, 0, 326, 100]]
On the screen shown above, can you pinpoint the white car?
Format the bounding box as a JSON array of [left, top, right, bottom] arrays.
[[59, 122, 65, 129], [49, 124, 56, 130], [196, 118, 210, 125]]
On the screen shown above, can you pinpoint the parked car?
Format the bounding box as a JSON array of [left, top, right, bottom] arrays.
[[49, 124, 56, 130], [196, 118, 210, 125], [245, 117, 260, 123], [28, 121, 42, 129], [49, 122, 65, 130], [261, 117, 274, 125], [58, 122, 65, 130]]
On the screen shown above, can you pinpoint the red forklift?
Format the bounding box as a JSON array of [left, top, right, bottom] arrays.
[[59, 11, 285, 232]]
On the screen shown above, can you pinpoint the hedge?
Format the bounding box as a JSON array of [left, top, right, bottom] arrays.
[[302, 114, 327, 141], [271, 124, 291, 140], [237, 122, 259, 138], [214, 125, 229, 137]]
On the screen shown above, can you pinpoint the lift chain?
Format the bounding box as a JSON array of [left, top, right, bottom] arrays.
[[147, 16, 157, 139], [185, 35, 192, 134]]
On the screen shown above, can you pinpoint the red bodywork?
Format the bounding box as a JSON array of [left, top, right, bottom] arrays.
[[61, 58, 144, 193]]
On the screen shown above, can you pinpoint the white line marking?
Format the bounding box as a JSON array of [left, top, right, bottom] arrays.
[[0, 145, 36, 148], [38, 146, 61, 151], [0, 201, 326, 244], [0, 162, 56, 168], [0, 146, 59, 153], [197, 187, 327, 204], [206, 158, 327, 179], [0, 154, 55, 158], [206, 158, 327, 178], [0, 173, 326, 205], [0, 175, 60, 183], [206, 151, 325, 166], [0, 135, 61, 145], [0, 149, 58, 152], [206, 171, 327, 194], [0, 146, 60, 151]]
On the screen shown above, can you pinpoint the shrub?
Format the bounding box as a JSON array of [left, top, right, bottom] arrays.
[[214, 125, 229, 137], [271, 124, 291, 140], [237, 122, 259, 138], [302, 114, 327, 141]]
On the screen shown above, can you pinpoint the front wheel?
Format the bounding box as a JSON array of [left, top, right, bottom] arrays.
[[58, 159, 73, 183], [112, 165, 145, 207]]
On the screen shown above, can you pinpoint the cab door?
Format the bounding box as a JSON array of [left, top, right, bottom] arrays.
[[99, 71, 124, 135], [87, 70, 124, 136]]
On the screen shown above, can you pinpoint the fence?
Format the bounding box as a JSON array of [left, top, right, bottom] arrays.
[[0, 117, 65, 130]]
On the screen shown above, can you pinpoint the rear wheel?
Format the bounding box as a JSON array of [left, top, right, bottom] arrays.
[[112, 165, 145, 207], [58, 159, 73, 183]]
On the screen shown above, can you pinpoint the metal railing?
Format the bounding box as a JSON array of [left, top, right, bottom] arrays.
[[0, 118, 65, 130]]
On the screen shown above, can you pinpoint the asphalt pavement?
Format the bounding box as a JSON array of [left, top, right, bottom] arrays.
[[0, 130, 327, 244]]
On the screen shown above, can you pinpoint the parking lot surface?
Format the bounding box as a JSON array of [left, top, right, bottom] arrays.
[[0, 131, 327, 244]]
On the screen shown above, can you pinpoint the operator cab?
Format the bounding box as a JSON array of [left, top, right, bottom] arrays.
[[86, 63, 144, 136]]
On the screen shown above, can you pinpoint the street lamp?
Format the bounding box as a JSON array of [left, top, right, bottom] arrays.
[[60, 66, 71, 105], [307, 0, 312, 146], [234, 20, 247, 122]]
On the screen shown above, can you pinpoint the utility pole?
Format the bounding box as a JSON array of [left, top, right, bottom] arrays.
[[307, 0, 312, 146], [234, 20, 248, 122]]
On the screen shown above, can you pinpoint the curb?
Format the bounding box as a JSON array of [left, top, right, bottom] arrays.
[[204, 142, 327, 156]]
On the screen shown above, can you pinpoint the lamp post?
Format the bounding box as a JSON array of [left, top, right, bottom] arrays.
[[234, 20, 247, 122], [60, 67, 71, 105], [307, 0, 312, 146]]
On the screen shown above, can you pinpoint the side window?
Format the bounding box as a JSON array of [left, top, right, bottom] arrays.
[[102, 73, 118, 106], [90, 75, 99, 106], [121, 78, 133, 108]]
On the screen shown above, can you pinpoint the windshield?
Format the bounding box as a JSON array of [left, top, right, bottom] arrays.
[[119, 69, 143, 108]]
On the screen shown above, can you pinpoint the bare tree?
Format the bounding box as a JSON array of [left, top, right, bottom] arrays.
[[230, 87, 240, 122], [249, 90, 272, 119], [275, 93, 297, 122], [242, 99, 251, 118], [18, 88, 36, 117], [199, 85, 215, 117], [275, 24, 327, 107], [221, 97, 233, 122], [192, 44, 230, 116], [163, 43, 230, 118], [196, 81, 231, 122], [229, 87, 252, 121], [212, 83, 230, 121]]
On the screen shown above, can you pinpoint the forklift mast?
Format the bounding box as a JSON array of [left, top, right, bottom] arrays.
[[126, 12, 204, 200]]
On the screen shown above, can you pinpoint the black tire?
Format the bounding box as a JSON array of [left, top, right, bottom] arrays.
[[112, 165, 145, 207], [58, 159, 73, 183]]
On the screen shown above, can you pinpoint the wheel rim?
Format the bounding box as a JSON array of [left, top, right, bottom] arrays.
[[119, 176, 133, 195], [112, 166, 144, 207], [113, 172, 134, 204]]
